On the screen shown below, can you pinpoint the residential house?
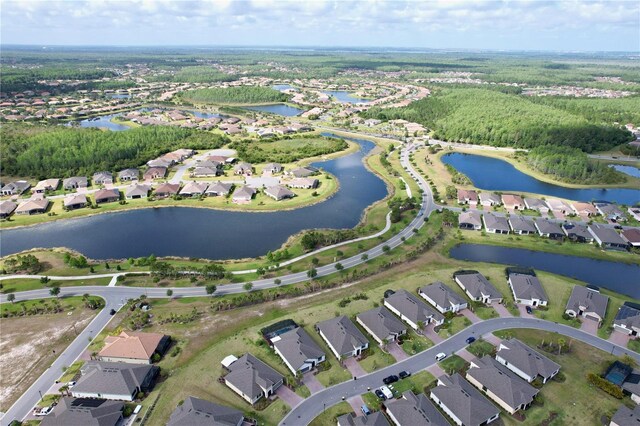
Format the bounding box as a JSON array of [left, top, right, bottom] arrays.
[[502, 194, 525, 210], [0, 200, 18, 218], [63, 176, 89, 190], [483, 213, 510, 234], [337, 412, 390, 426], [118, 168, 139, 182], [264, 185, 295, 201], [15, 198, 50, 215], [454, 271, 503, 304], [613, 302, 640, 336], [622, 370, 640, 405], [272, 327, 325, 374], [222, 353, 284, 405], [628, 207, 640, 222], [418, 282, 468, 314], [64, 193, 88, 210], [610, 405, 640, 426], [534, 219, 564, 239], [206, 181, 234, 197], [459, 211, 482, 230], [154, 183, 180, 199], [457, 189, 478, 206], [546, 199, 571, 215], [479, 193, 501, 207], [143, 166, 167, 181], [466, 356, 538, 414], [98, 331, 170, 364], [33, 178, 60, 193], [315, 315, 369, 360], [288, 167, 316, 178], [565, 286, 609, 324], [384, 391, 450, 426], [234, 162, 253, 176], [179, 182, 208, 198], [523, 198, 549, 214], [167, 396, 244, 426], [263, 163, 283, 174], [286, 178, 318, 189], [621, 228, 640, 248], [93, 171, 114, 186], [124, 184, 150, 200], [589, 225, 628, 250], [383, 289, 444, 330], [0, 180, 31, 196], [71, 361, 158, 401], [596, 203, 625, 221], [191, 161, 222, 177], [94, 188, 120, 204], [232, 186, 256, 204], [508, 272, 548, 307], [40, 397, 124, 426], [495, 338, 560, 384], [562, 223, 594, 243], [508, 216, 536, 235], [430, 373, 500, 426], [147, 158, 173, 169], [356, 306, 407, 344], [571, 202, 598, 217]]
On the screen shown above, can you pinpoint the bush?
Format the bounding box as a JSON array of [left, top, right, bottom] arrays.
[[587, 373, 624, 398]]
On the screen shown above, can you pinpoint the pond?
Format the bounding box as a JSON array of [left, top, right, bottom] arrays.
[[71, 113, 131, 131], [442, 153, 640, 205], [610, 164, 640, 178], [273, 84, 296, 91], [449, 243, 640, 298], [0, 136, 388, 260], [242, 104, 304, 116], [323, 90, 371, 104], [108, 93, 132, 99]]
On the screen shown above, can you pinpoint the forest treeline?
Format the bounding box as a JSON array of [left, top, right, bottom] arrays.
[[526, 146, 626, 185], [229, 136, 348, 163], [0, 125, 228, 178], [362, 88, 633, 152], [179, 86, 288, 104]]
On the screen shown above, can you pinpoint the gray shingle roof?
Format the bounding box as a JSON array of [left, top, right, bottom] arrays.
[[565, 286, 608, 319], [508, 216, 536, 233], [72, 361, 156, 397], [508, 273, 548, 303], [265, 185, 295, 200], [431, 373, 499, 426], [40, 397, 123, 426], [467, 356, 538, 410], [63, 176, 88, 189], [614, 302, 640, 330], [225, 353, 283, 400], [419, 282, 467, 311], [454, 272, 502, 301], [316, 315, 368, 356], [589, 225, 628, 246], [562, 223, 593, 241], [611, 405, 640, 426], [337, 412, 391, 426], [167, 396, 244, 426], [384, 290, 443, 326], [385, 391, 450, 426], [273, 327, 325, 372], [206, 181, 233, 195], [483, 213, 510, 232], [534, 219, 564, 236], [0, 200, 18, 215], [459, 211, 482, 228], [357, 306, 407, 340], [496, 339, 560, 380]]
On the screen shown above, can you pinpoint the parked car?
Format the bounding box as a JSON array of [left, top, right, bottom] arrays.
[[399, 370, 411, 379], [35, 406, 53, 416], [374, 389, 386, 400], [435, 352, 447, 362], [379, 386, 393, 399], [383, 375, 399, 385], [67, 381, 76, 388], [109, 309, 116, 315], [361, 405, 372, 416], [465, 336, 476, 344], [526, 306, 533, 314]]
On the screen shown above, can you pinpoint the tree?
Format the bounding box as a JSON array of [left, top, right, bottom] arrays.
[[205, 284, 217, 296], [335, 263, 344, 271], [382, 245, 391, 253], [256, 266, 266, 276], [311, 257, 320, 266], [307, 268, 318, 279], [7, 293, 16, 303], [361, 254, 369, 261], [274, 279, 282, 285], [445, 185, 457, 200], [557, 337, 566, 355], [166, 289, 173, 297], [50, 286, 61, 298], [40, 276, 50, 284], [243, 282, 253, 291]]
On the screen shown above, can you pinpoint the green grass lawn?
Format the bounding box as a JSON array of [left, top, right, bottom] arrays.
[[438, 316, 472, 339], [59, 361, 84, 383], [472, 303, 499, 320], [438, 355, 468, 375], [0, 277, 110, 293], [308, 401, 352, 426], [628, 339, 640, 353], [358, 345, 395, 373], [466, 339, 496, 358], [1, 295, 103, 316], [400, 331, 433, 356], [314, 360, 352, 387]]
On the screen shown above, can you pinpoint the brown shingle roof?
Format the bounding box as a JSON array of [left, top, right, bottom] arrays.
[[98, 331, 166, 361]]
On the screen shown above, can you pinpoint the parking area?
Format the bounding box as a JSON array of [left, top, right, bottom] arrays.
[[344, 357, 366, 378], [580, 316, 600, 335], [609, 330, 634, 347], [424, 323, 444, 343], [461, 309, 481, 324], [275, 385, 303, 407], [492, 302, 513, 318], [302, 372, 325, 394], [347, 395, 366, 415], [518, 304, 534, 318], [387, 342, 408, 362]]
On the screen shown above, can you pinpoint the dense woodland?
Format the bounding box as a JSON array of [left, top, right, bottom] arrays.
[[526, 146, 626, 185], [229, 136, 348, 163], [179, 86, 288, 104], [0, 125, 228, 178]]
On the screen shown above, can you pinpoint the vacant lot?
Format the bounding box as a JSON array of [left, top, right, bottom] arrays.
[[0, 303, 97, 411]]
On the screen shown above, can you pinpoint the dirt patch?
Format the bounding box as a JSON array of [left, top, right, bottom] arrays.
[[0, 310, 95, 411]]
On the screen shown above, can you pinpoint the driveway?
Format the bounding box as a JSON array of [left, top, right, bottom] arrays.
[[426, 363, 446, 378], [456, 348, 476, 362], [518, 304, 534, 318], [302, 373, 325, 394], [386, 342, 408, 362], [275, 385, 303, 408], [344, 357, 366, 378], [347, 395, 366, 414], [580, 316, 599, 335], [482, 334, 503, 346], [424, 323, 443, 344], [461, 309, 481, 324], [492, 302, 513, 318], [609, 330, 634, 347]]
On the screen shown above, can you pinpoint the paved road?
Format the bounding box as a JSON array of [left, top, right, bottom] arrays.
[[279, 317, 640, 426]]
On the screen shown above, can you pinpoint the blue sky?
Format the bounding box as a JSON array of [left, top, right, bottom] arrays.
[[2, 0, 638, 51]]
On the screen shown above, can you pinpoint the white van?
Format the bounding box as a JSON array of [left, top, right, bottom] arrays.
[[379, 385, 393, 399], [435, 352, 447, 362]]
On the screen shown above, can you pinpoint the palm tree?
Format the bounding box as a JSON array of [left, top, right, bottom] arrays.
[[557, 338, 566, 355]]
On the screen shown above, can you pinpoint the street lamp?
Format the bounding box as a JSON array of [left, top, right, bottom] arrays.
[[38, 390, 43, 402]]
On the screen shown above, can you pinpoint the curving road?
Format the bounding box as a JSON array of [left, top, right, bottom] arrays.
[[280, 317, 640, 426]]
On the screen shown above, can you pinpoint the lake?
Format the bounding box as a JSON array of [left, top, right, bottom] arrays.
[[0, 136, 388, 260], [323, 90, 371, 104], [450, 243, 640, 298], [273, 84, 296, 91], [71, 113, 131, 131], [242, 104, 304, 116], [610, 164, 640, 178], [442, 153, 640, 205]]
